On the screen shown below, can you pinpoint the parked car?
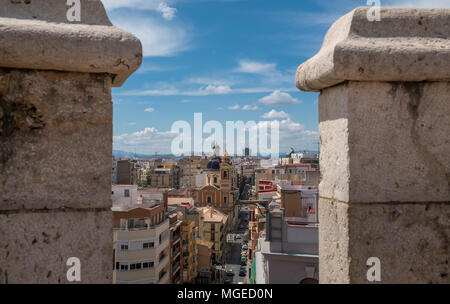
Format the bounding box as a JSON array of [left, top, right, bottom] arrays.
[[224, 279, 231, 284], [242, 244, 248, 250], [226, 269, 234, 276], [239, 269, 246, 277], [240, 260, 247, 266], [235, 234, 242, 239]]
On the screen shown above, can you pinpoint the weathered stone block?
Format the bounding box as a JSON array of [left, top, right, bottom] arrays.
[[0, 210, 112, 283], [0, 69, 113, 210], [319, 81, 450, 203], [319, 198, 449, 284]]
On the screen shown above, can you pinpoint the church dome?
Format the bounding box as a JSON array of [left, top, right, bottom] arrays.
[[206, 157, 221, 170]]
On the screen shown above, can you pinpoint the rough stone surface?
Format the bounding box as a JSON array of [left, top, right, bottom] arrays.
[[319, 198, 450, 284], [0, 0, 142, 87], [0, 69, 113, 210], [0, 210, 112, 284], [319, 81, 450, 203], [296, 7, 450, 91]]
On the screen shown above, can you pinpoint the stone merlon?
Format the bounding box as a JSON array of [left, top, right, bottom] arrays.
[[296, 7, 450, 92], [0, 0, 142, 87]]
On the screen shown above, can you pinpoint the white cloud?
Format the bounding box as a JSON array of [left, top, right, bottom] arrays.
[[386, 0, 450, 7], [127, 122, 137, 126], [106, 10, 190, 57], [242, 104, 259, 111], [117, 86, 298, 97], [261, 109, 290, 119], [144, 107, 155, 112], [227, 104, 259, 111], [235, 60, 277, 75], [157, 2, 177, 20], [251, 118, 319, 152], [228, 104, 241, 110], [258, 90, 301, 106], [102, 0, 178, 20], [203, 84, 232, 95], [114, 127, 179, 154]]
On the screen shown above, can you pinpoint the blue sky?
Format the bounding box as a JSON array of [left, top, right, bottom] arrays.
[[104, 0, 450, 155]]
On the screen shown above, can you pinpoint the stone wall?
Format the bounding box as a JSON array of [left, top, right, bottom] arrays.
[[297, 7, 450, 283], [0, 0, 142, 283]]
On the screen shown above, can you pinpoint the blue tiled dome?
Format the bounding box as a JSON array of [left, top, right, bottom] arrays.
[[206, 157, 221, 170]]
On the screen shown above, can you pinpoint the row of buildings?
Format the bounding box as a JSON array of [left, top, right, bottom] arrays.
[[112, 147, 320, 284], [111, 184, 231, 284]]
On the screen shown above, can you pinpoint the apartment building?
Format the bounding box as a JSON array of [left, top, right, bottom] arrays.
[[147, 163, 180, 189], [112, 156, 118, 184], [253, 183, 319, 284], [169, 212, 182, 284], [178, 156, 209, 189], [196, 239, 214, 284], [112, 185, 171, 284], [199, 206, 229, 263], [254, 164, 320, 188], [117, 159, 134, 185], [181, 221, 198, 283]]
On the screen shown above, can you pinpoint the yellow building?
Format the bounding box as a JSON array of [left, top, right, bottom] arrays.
[[147, 163, 180, 189], [192, 151, 237, 216], [181, 221, 198, 283], [199, 206, 229, 263]]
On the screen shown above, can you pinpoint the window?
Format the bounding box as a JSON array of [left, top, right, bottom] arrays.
[[143, 262, 154, 269], [214, 177, 217, 184], [120, 244, 128, 250], [207, 197, 211, 204], [223, 171, 227, 179], [124, 189, 130, 197], [143, 242, 154, 249], [224, 197, 227, 204]]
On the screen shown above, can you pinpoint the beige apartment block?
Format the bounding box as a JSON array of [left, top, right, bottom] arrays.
[[181, 221, 198, 283], [296, 7, 450, 283], [199, 207, 229, 263], [112, 189, 171, 284]]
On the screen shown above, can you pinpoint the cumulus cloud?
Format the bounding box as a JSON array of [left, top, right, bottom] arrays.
[[261, 109, 290, 119], [157, 2, 177, 20], [114, 127, 179, 154], [252, 118, 319, 152], [258, 90, 301, 106], [144, 107, 155, 112]]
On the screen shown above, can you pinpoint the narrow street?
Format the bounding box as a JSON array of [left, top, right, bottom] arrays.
[[221, 205, 249, 284]]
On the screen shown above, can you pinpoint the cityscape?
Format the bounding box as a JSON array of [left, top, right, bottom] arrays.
[[111, 147, 320, 284], [0, 0, 449, 292]]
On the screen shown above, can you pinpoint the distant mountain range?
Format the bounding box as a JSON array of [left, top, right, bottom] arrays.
[[113, 149, 319, 159]]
